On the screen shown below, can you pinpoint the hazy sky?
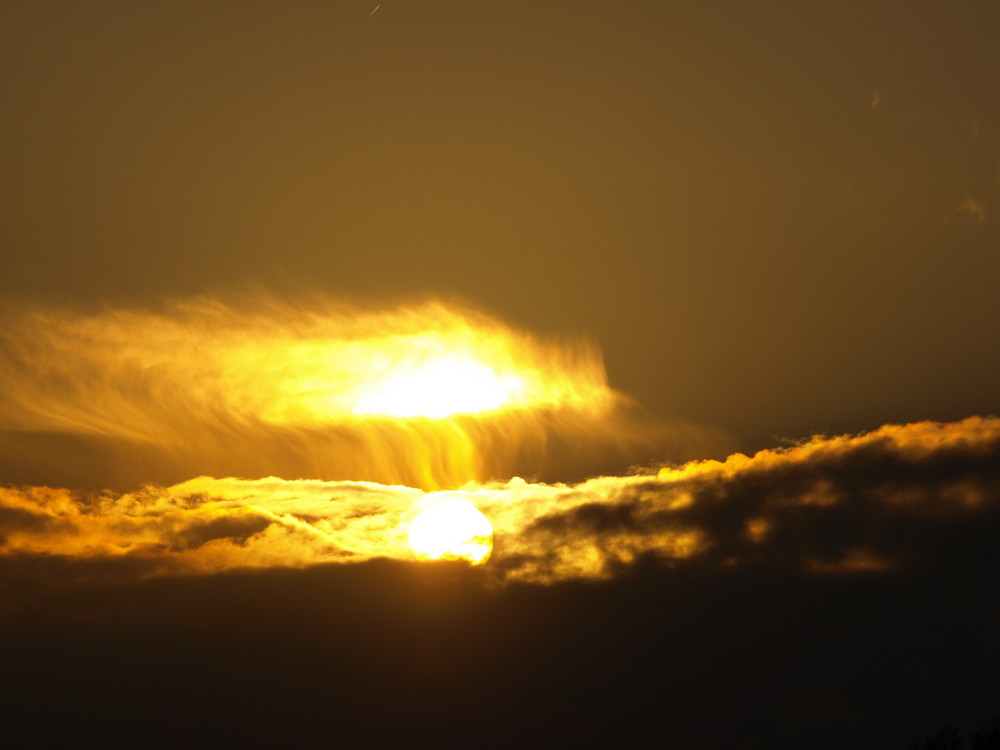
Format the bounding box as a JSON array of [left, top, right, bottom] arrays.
[[4, 0, 998, 453]]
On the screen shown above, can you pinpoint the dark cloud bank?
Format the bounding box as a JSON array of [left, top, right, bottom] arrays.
[[2, 418, 999, 748]]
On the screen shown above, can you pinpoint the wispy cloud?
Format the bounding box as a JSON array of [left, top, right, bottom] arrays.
[[958, 197, 987, 224], [1, 292, 709, 489]]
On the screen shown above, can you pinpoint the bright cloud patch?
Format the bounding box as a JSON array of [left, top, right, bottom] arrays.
[[2, 417, 997, 584]]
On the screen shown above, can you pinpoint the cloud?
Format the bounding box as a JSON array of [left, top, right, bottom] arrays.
[[958, 197, 987, 223], [2, 416, 997, 585], [483, 415, 1000, 582], [0, 477, 421, 578], [0, 292, 724, 490]]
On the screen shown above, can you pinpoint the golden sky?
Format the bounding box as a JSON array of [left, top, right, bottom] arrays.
[[1, 3, 999, 747]]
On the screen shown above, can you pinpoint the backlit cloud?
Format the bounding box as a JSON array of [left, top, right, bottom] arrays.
[[3, 417, 996, 585], [1, 292, 723, 489]]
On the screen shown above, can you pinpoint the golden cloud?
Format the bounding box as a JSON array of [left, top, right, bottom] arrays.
[[3, 417, 997, 585], [0, 292, 724, 489]]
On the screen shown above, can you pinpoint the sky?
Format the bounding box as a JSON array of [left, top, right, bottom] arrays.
[[1, 2, 999, 748]]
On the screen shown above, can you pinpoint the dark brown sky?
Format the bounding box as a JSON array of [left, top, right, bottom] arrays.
[[3, 0, 998, 453]]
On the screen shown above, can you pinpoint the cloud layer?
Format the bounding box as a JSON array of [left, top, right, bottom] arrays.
[[3, 416, 996, 585]]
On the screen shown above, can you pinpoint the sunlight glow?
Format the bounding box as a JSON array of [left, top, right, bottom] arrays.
[[354, 352, 527, 418], [409, 498, 493, 564], [0, 295, 625, 488]]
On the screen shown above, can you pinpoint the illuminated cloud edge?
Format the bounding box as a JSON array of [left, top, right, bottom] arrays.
[[2, 416, 996, 585]]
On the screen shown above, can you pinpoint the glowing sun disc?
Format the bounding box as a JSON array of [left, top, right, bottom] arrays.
[[409, 498, 493, 564]]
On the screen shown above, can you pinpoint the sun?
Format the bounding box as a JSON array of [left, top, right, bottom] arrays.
[[408, 498, 493, 564]]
